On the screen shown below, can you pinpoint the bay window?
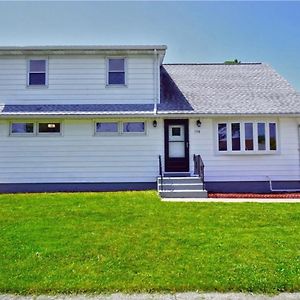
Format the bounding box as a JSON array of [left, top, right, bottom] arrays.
[[217, 121, 278, 153]]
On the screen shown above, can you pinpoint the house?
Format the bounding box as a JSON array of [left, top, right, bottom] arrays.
[[0, 45, 299, 197]]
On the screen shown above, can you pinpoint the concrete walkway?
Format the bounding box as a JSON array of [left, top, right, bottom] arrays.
[[162, 198, 300, 203], [1, 293, 300, 300]]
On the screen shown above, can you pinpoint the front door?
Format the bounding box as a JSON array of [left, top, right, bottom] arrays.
[[164, 119, 189, 172]]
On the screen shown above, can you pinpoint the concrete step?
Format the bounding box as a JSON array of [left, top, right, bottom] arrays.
[[159, 189, 208, 198], [158, 177, 202, 184], [158, 183, 204, 190], [163, 172, 191, 177]]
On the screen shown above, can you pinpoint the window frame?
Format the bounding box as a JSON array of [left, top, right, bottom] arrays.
[[121, 121, 146, 135], [9, 122, 36, 136], [216, 121, 279, 154], [106, 57, 127, 86], [37, 122, 62, 136], [27, 58, 48, 87], [94, 121, 120, 136], [93, 120, 147, 136]]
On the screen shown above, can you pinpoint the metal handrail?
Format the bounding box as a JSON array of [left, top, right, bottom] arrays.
[[193, 154, 205, 187], [158, 155, 163, 190]]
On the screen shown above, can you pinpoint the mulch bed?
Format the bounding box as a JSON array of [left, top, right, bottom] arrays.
[[209, 193, 300, 198]]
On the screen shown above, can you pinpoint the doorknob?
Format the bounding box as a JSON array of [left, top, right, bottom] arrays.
[[186, 142, 189, 148]]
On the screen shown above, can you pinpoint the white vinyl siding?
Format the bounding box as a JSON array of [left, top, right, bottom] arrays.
[[0, 55, 155, 104], [0, 117, 298, 184], [0, 118, 163, 183], [190, 117, 300, 182]]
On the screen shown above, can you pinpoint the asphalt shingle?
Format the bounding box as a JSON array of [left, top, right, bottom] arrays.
[[160, 63, 300, 114]]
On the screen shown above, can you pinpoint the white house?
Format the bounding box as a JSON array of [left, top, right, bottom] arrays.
[[0, 45, 299, 196]]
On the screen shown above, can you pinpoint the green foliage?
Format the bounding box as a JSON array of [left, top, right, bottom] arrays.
[[224, 59, 241, 64], [0, 191, 299, 294]]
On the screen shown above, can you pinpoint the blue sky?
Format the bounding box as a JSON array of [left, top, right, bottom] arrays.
[[0, 1, 299, 91]]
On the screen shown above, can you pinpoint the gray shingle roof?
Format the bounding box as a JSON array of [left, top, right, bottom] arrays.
[[160, 63, 300, 114], [0, 104, 155, 115]]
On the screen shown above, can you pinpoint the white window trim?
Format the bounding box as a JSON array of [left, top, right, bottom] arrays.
[[37, 121, 62, 136], [94, 121, 120, 136], [93, 120, 147, 136], [106, 57, 127, 87], [215, 121, 279, 155], [121, 121, 146, 135], [26, 58, 49, 88], [9, 122, 36, 136]]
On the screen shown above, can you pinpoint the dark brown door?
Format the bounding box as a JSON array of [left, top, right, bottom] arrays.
[[164, 119, 189, 172]]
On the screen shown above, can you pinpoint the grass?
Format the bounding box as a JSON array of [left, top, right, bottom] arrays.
[[0, 191, 299, 295]]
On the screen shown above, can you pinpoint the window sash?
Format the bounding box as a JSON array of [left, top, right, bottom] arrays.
[[10, 123, 35, 135], [123, 122, 145, 133], [95, 122, 119, 134], [107, 58, 126, 85], [38, 123, 61, 134], [27, 59, 47, 86]]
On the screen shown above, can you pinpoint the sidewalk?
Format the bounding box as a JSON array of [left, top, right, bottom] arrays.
[[162, 198, 300, 203], [1, 293, 300, 300]]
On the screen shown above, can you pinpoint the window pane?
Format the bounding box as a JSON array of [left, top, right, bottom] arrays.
[[218, 123, 227, 151], [96, 122, 118, 133], [245, 123, 254, 151], [109, 59, 124, 71], [29, 73, 46, 85], [108, 72, 125, 85], [123, 122, 145, 133], [172, 127, 181, 136], [269, 123, 277, 150], [231, 123, 241, 151], [258, 123, 266, 150], [11, 123, 34, 134], [30, 60, 46, 72], [38, 123, 61, 133]]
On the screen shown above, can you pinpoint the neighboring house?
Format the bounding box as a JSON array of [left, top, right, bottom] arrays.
[[0, 45, 299, 196]]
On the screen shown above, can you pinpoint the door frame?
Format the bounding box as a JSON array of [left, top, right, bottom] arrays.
[[164, 119, 189, 172]]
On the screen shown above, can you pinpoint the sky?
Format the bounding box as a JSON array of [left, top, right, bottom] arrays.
[[0, 1, 299, 91]]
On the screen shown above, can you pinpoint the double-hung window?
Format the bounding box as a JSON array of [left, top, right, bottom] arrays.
[[27, 59, 47, 86], [217, 121, 278, 153], [107, 58, 126, 85]]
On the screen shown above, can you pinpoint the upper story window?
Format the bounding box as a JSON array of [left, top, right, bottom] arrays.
[[28, 59, 47, 86], [217, 121, 278, 153], [107, 58, 126, 85]]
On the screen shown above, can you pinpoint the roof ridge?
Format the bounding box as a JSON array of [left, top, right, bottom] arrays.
[[163, 62, 262, 66]]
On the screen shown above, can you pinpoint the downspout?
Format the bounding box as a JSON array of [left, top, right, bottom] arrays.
[[153, 49, 158, 115]]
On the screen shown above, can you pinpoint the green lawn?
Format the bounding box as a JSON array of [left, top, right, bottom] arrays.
[[0, 191, 299, 294]]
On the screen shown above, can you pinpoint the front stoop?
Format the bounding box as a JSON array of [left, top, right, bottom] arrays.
[[157, 176, 208, 198]]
